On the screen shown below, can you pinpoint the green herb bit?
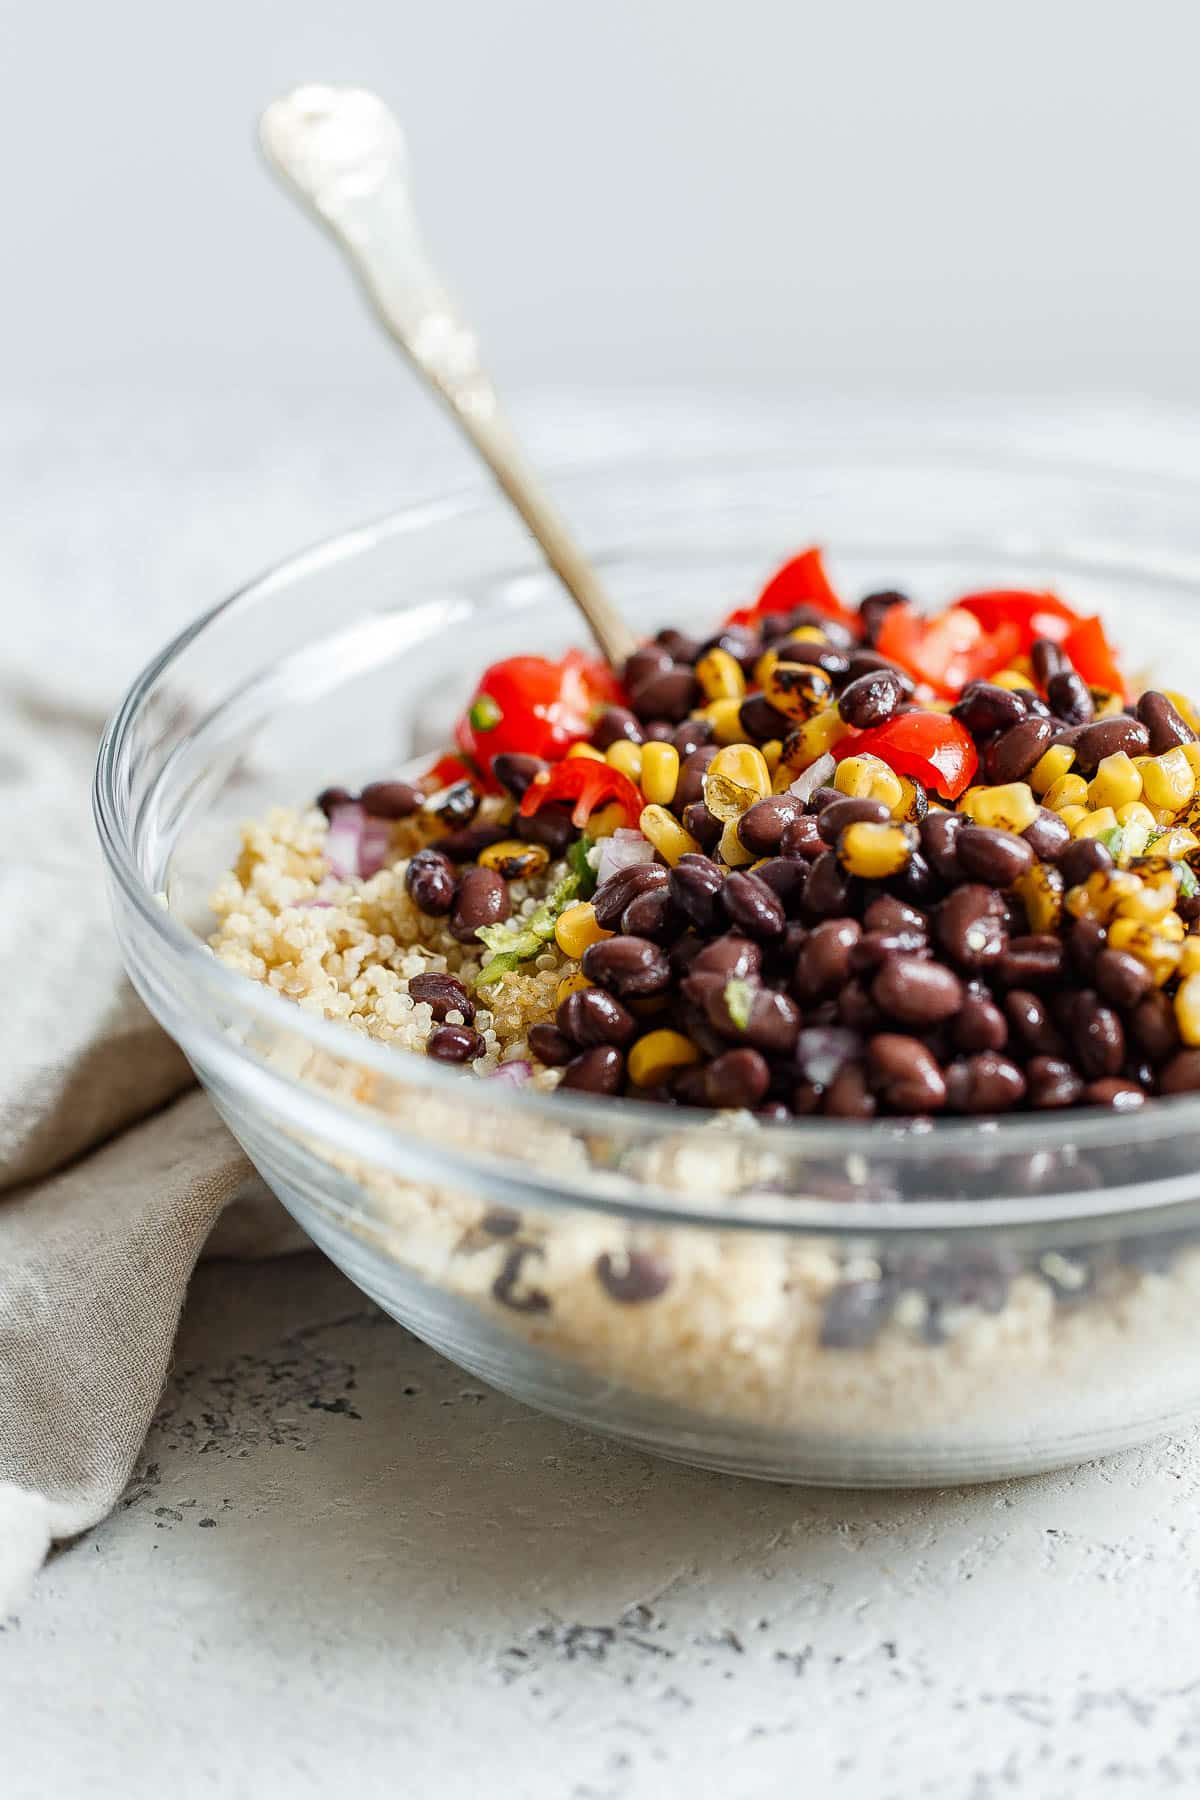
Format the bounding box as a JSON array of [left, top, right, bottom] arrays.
[[467, 694, 503, 732], [1098, 826, 1125, 860], [724, 976, 755, 1031], [1179, 864, 1199, 899], [567, 831, 597, 898]]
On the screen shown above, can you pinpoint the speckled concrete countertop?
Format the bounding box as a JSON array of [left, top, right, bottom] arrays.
[[5, 388, 1200, 1798]]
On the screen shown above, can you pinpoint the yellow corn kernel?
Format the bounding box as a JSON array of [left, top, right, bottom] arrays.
[[1072, 806, 1119, 840], [695, 645, 746, 702], [753, 648, 780, 688], [1029, 743, 1076, 796], [1066, 868, 1143, 922], [718, 819, 756, 867], [1057, 805, 1089, 831], [1043, 772, 1089, 813], [1180, 939, 1200, 977], [1180, 741, 1200, 784], [588, 803, 627, 839], [1115, 801, 1157, 858], [477, 839, 550, 880], [605, 740, 643, 782], [566, 741, 606, 762], [1153, 826, 1200, 858], [639, 803, 700, 866], [556, 970, 592, 1006], [959, 781, 1041, 833], [777, 709, 853, 776], [1116, 882, 1177, 925], [784, 625, 829, 644], [554, 901, 611, 959], [834, 753, 905, 812], [1088, 752, 1143, 813], [891, 776, 929, 823], [705, 772, 761, 822], [639, 740, 680, 806], [1137, 747, 1196, 813], [1150, 804, 1178, 827], [990, 669, 1038, 693], [1117, 800, 1158, 831], [1160, 911, 1188, 943], [1090, 689, 1124, 719], [696, 697, 746, 744], [761, 738, 783, 775], [838, 821, 916, 879], [1107, 918, 1184, 984], [1166, 690, 1200, 733], [1176, 976, 1200, 1046], [709, 743, 772, 798], [765, 661, 834, 723], [1014, 862, 1066, 932], [627, 1029, 702, 1087]]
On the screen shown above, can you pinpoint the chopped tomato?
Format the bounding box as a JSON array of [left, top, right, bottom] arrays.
[[1062, 615, 1129, 701], [876, 604, 1022, 699], [834, 710, 979, 801], [726, 547, 860, 632], [456, 651, 623, 776], [519, 758, 644, 831], [955, 589, 1081, 649], [425, 752, 481, 790]]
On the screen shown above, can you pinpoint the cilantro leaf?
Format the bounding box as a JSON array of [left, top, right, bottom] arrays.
[[724, 977, 755, 1031], [567, 832, 597, 898]]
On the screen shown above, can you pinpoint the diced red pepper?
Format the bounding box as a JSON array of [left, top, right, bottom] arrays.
[[955, 589, 1081, 649], [518, 758, 644, 830], [726, 547, 860, 632], [875, 605, 1022, 699], [425, 752, 482, 790], [833, 710, 979, 801], [455, 650, 624, 776], [1062, 614, 1129, 700]]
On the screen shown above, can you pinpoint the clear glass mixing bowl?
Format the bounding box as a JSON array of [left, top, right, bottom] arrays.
[[95, 442, 1200, 1484]]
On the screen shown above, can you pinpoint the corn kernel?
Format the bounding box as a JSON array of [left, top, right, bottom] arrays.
[[783, 625, 829, 645], [639, 740, 680, 806], [1057, 805, 1089, 831], [834, 753, 905, 812], [777, 710, 853, 776], [605, 739, 643, 782], [477, 839, 550, 879], [1072, 806, 1119, 840], [695, 646, 746, 702], [1115, 801, 1157, 857], [753, 648, 780, 688], [1107, 918, 1184, 984], [705, 771, 761, 822], [1029, 744, 1076, 796], [892, 776, 929, 824], [1015, 862, 1065, 932], [761, 738, 783, 775], [1043, 772, 1089, 813], [765, 661, 834, 723], [588, 803, 627, 838], [1166, 690, 1200, 733], [1088, 752, 1142, 813], [709, 743, 772, 799], [1153, 827, 1200, 858], [696, 697, 746, 744], [1115, 882, 1177, 925], [1180, 940, 1200, 977], [1176, 976, 1200, 1046], [991, 669, 1038, 693], [1117, 800, 1158, 830], [1066, 868, 1143, 922], [838, 821, 916, 879], [566, 742, 606, 762], [1090, 688, 1125, 719], [718, 818, 756, 867], [639, 804, 700, 865], [1137, 747, 1196, 813], [627, 1029, 702, 1087], [959, 781, 1040, 833], [556, 971, 592, 1006], [1181, 741, 1200, 786], [554, 902, 611, 959]]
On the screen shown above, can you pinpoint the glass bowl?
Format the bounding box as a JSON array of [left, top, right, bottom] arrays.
[[95, 440, 1200, 1485]]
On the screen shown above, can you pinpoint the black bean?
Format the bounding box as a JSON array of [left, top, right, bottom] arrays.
[[591, 706, 645, 748], [1071, 716, 1151, 774], [492, 751, 549, 800], [516, 803, 575, 855], [560, 1045, 625, 1094], [775, 637, 853, 680], [596, 1250, 671, 1303], [953, 990, 1008, 1053], [406, 848, 457, 916], [1046, 670, 1094, 726], [780, 814, 828, 861], [871, 956, 963, 1026], [850, 928, 926, 971], [1160, 1050, 1200, 1094], [480, 1207, 521, 1237], [672, 1064, 711, 1106], [837, 980, 883, 1033], [492, 1246, 551, 1314], [582, 935, 672, 998], [985, 716, 1055, 784], [865, 895, 928, 937], [738, 694, 792, 742], [868, 1034, 948, 1112], [557, 986, 637, 1049], [820, 1063, 878, 1118], [838, 668, 905, 728], [997, 934, 1065, 986], [630, 665, 697, 723], [706, 981, 802, 1055], [955, 826, 1035, 887], [689, 935, 760, 981], [803, 851, 854, 918], [592, 862, 669, 930], [624, 644, 674, 689], [669, 853, 725, 932], [819, 1278, 895, 1347], [890, 849, 941, 905], [920, 811, 969, 883], [675, 744, 720, 809], [808, 786, 843, 816], [858, 589, 908, 645], [1083, 1078, 1146, 1110], [360, 778, 423, 819], [704, 1047, 771, 1109], [843, 648, 915, 694], [1004, 989, 1064, 1055], [641, 720, 676, 742], [316, 785, 355, 818], [737, 794, 804, 856], [1137, 689, 1196, 754], [655, 628, 702, 665], [951, 681, 1031, 736], [945, 1052, 1027, 1114], [408, 971, 475, 1024], [431, 822, 510, 861], [683, 800, 723, 849], [1130, 991, 1181, 1063], [1023, 808, 1073, 863], [427, 1023, 483, 1062], [819, 795, 891, 836], [1072, 991, 1125, 1078], [1031, 637, 1070, 687], [621, 885, 681, 943], [1094, 948, 1154, 1010], [702, 623, 760, 671], [1068, 916, 1108, 977], [722, 871, 787, 940], [449, 866, 510, 943], [793, 917, 861, 1000], [795, 1024, 862, 1085], [672, 718, 714, 759], [528, 1022, 574, 1066], [1026, 1056, 1086, 1109], [429, 779, 480, 826], [751, 856, 808, 914], [935, 885, 1008, 969]]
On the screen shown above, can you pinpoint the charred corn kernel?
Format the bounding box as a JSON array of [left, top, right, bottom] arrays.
[[1153, 826, 1200, 858], [1137, 747, 1196, 812], [710, 743, 771, 798], [705, 771, 761, 822], [959, 781, 1040, 833], [1167, 689, 1200, 733], [1073, 806, 1119, 840], [1057, 805, 1089, 832], [1066, 868, 1144, 922], [891, 776, 929, 824], [1044, 772, 1089, 813], [1116, 882, 1177, 925], [765, 660, 834, 723], [753, 647, 780, 688], [777, 709, 853, 776], [627, 1029, 701, 1085], [1180, 939, 1200, 977], [697, 697, 746, 744], [1150, 803, 1178, 827], [605, 740, 643, 782], [718, 819, 756, 867], [639, 740, 680, 806], [1015, 862, 1066, 932], [1115, 801, 1157, 857], [761, 738, 783, 775], [991, 669, 1038, 693], [1030, 744, 1077, 796], [1107, 918, 1184, 983], [1176, 976, 1200, 1046], [554, 901, 611, 959], [588, 803, 627, 839], [834, 753, 905, 811], [639, 803, 700, 865], [477, 839, 550, 880], [838, 820, 916, 878], [556, 970, 592, 1006], [566, 741, 606, 763], [695, 646, 746, 702], [1091, 688, 1125, 719], [1088, 752, 1142, 812]]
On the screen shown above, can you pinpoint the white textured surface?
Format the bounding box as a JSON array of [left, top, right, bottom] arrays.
[[7, 388, 1200, 1797]]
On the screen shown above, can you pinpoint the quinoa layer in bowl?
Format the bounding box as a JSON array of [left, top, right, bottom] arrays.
[[96, 442, 1200, 1483]]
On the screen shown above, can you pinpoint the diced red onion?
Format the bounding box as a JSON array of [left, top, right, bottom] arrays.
[[787, 753, 836, 804], [595, 828, 656, 887], [325, 802, 392, 879], [359, 815, 392, 878], [489, 1059, 533, 1085], [795, 1027, 860, 1088]]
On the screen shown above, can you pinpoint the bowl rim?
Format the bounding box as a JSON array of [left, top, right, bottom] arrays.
[[93, 438, 1200, 1233]]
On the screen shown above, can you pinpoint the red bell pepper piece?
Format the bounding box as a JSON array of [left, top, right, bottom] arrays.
[[833, 710, 979, 801], [875, 605, 1022, 700], [455, 651, 623, 776], [955, 589, 1081, 648], [726, 547, 860, 632], [425, 752, 482, 790], [1062, 615, 1129, 700], [519, 758, 644, 830]]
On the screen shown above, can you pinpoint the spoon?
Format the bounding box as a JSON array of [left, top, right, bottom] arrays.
[[258, 83, 638, 670]]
